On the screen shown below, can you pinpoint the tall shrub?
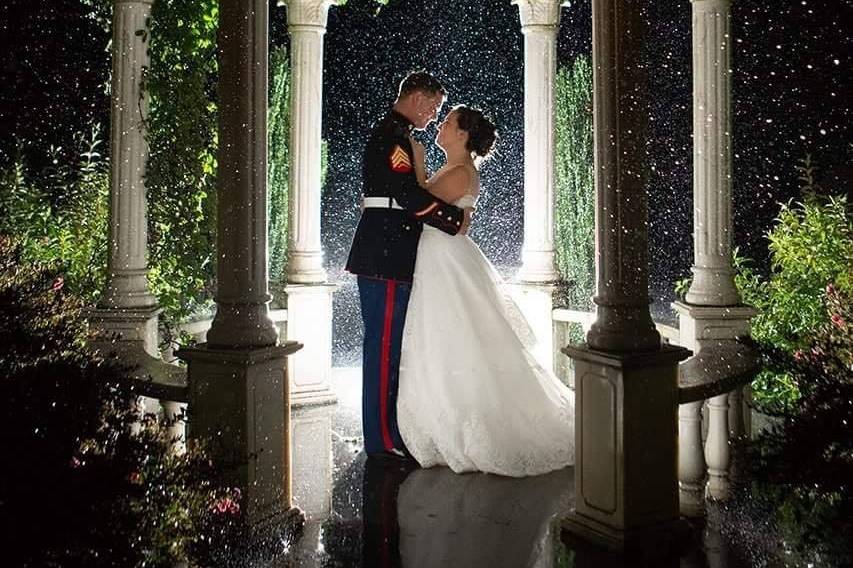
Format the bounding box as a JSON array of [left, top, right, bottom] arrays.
[[269, 45, 291, 283], [145, 0, 220, 327], [554, 56, 595, 312], [0, 125, 109, 303]]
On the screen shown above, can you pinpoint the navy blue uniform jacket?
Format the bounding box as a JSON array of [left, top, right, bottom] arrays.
[[346, 110, 465, 282]]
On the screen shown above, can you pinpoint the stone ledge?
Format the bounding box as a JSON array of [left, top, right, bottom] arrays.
[[678, 341, 761, 404]]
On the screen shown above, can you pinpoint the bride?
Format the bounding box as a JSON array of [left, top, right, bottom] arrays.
[[397, 105, 575, 477]]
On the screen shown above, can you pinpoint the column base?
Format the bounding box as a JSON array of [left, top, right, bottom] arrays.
[[291, 404, 333, 521], [509, 282, 556, 372], [281, 283, 338, 408], [88, 304, 161, 357], [672, 301, 756, 354], [562, 510, 690, 555], [516, 251, 560, 285], [562, 343, 690, 541], [177, 341, 302, 523]]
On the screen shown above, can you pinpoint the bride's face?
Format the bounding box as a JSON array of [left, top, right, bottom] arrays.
[[436, 111, 467, 152]]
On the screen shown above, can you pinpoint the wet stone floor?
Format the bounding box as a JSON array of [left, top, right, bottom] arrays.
[[286, 369, 754, 568]]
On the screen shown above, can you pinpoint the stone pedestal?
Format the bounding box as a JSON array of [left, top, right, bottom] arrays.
[[291, 404, 333, 520], [563, 344, 690, 549], [178, 342, 302, 524], [284, 284, 338, 407], [510, 282, 556, 372], [673, 303, 756, 355], [88, 305, 160, 358], [514, 0, 564, 283]]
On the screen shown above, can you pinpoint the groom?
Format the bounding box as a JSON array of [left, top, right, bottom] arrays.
[[346, 71, 469, 458]]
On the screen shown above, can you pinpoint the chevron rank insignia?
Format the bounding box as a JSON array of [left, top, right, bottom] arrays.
[[389, 145, 413, 173]]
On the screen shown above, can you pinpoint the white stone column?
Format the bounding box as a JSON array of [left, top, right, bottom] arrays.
[[562, 0, 691, 549], [686, 0, 740, 306], [514, 0, 562, 284], [285, 0, 335, 285], [282, 0, 338, 407], [91, 0, 159, 356], [205, 0, 278, 349]]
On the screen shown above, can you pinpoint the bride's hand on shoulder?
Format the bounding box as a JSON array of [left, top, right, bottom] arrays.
[[409, 136, 425, 165]]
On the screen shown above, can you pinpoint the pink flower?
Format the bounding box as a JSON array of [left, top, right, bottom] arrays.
[[793, 350, 804, 362], [50, 276, 64, 292], [70, 456, 81, 468], [128, 471, 141, 484], [831, 314, 846, 328]]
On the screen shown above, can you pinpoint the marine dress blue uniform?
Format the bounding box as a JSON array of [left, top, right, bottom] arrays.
[[346, 109, 465, 457]]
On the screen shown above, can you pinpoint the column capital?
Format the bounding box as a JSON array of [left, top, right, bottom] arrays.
[[115, 0, 154, 5], [513, 0, 567, 29], [282, 0, 338, 30]]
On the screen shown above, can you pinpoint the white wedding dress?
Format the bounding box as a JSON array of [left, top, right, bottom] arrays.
[[397, 168, 575, 477]]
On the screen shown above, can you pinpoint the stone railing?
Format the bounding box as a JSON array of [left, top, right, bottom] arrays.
[[128, 309, 289, 448], [552, 309, 760, 518]]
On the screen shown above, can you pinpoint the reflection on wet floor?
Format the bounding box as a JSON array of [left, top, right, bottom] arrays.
[[287, 369, 751, 568]]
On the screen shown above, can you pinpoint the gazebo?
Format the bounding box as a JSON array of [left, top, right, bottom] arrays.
[[92, 0, 757, 550]]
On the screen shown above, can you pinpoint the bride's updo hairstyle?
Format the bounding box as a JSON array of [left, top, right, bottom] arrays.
[[453, 105, 498, 164]]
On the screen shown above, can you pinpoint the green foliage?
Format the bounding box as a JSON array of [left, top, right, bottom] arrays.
[[0, 238, 285, 566], [554, 57, 595, 310], [269, 45, 291, 283], [743, 194, 851, 411], [145, 0, 220, 330], [727, 286, 852, 567], [750, 195, 852, 351], [0, 126, 109, 303]]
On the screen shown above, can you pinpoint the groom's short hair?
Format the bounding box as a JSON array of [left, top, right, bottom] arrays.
[[398, 71, 446, 99]]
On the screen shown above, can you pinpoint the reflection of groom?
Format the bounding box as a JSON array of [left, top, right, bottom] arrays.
[[346, 71, 469, 458]]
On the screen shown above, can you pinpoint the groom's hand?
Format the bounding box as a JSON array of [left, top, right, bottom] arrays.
[[459, 207, 474, 235]]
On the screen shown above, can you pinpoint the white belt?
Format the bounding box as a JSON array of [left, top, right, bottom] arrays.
[[363, 196, 403, 210]]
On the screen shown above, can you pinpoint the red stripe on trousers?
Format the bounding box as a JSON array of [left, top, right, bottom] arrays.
[[379, 279, 396, 451]]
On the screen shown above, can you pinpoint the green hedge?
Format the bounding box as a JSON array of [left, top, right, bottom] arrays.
[[554, 56, 595, 314]]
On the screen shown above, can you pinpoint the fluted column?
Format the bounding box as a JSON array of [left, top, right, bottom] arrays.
[[514, 0, 562, 283], [285, 0, 336, 284], [205, 0, 278, 348], [100, 0, 156, 312], [685, 0, 740, 306], [280, 0, 338, 407], [585, 0, 660, 352]]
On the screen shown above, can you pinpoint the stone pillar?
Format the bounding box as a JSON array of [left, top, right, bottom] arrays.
[[90, 0, 159, 356], [285, 0, 335, 285], [583, 2, 660, 354], [281, 0, 338, 407], [674, 3, 755, 509], [512, 0, 564, 371], [562, 0, 691, 550], [205, 0, 278, 349], [179, 0, 302, 532], [514, 0, 561, 284], [685, 0, 739, 307]]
